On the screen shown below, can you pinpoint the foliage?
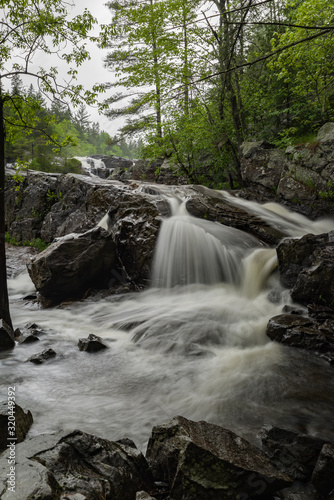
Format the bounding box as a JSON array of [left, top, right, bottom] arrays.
[[5, 232, 49, 252]]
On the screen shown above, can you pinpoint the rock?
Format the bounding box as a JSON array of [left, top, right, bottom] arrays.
[[0, 319, 15, 351], [32, 430, 153, 500], [240, 141, 286, 191], [28, 348, 57, 364], [317, 122, 334, 142], [17, 334, 40, 344], [146, 416, 292, 499], [0, 431, 70, 499], [78, 334, 107, 352], [185, 185, 287, 245], [276, 231, 334, 309], [258, 425, 327, 481], [136, 492, 157, 500], [266, 314, 334, 363], [0, 401, 33, 451], [311, 443, 334, 497], [27, 226, 116, 303]]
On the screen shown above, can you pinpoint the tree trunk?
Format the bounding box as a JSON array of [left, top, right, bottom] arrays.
[[0, 92, 13, 330]]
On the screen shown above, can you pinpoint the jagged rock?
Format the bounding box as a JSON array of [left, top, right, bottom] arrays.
[[33, 430, 153, 500], [17, 333, 40, 344], [27, 226, 116, 302], [258, 425, 327, 481], [0, 401, 33, 451], [0, 319, 15, 351], [266, 314, 334, 363], [28, 348, 57, 364], [146, 416, 292, 499], [311, 443, 334, 497], [78, 334, 107, 352], [276, 231, 334, 309]]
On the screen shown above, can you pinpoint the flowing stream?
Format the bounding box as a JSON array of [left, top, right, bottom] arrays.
[[2, 193, 334, 450]]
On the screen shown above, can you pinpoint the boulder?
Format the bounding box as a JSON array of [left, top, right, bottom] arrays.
[[311, 443, 334, 497], [0, 319, 15, 351], [276, 231, 334, 309], [146, 416, 292, 499], [317, 122, 334, 142], [78, 334, 107, 352], [266, 314, 334, 364], [258, 425, 327, 481], [0, 401, 33, 451], [32, 430, 153, 500], [240, 141, 286, 191], [185, 185, 287, 245], [27, 227, 116, 302]]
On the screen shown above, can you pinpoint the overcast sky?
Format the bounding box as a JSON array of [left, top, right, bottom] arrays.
[[25, 0, 122, 136], [70, 0, 121, 135]]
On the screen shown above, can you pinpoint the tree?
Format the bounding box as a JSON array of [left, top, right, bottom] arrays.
[[0, 0, 97, 333]]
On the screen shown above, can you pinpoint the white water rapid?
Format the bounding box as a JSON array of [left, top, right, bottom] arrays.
[[2, 193, 334, 450]]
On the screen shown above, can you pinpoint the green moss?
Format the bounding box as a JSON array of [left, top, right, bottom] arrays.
[[5, 232, 49, 252]]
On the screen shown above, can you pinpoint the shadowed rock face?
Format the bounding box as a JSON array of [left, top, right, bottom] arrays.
[[276, 231, 334, 310], [146, 416, 292, 500], [27, 226, 116, 302]]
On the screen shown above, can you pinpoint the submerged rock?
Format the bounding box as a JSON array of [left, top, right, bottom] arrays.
[[146, 415, 292, 499], [28, 348, 57, 364], [78, 334, 108, 352]]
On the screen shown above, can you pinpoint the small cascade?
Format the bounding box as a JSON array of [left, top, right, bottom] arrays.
[[241, 248, 278, 298], [221, 191, 334, 236], [152, 200, 261, 288], [74, 156, 109, 177]]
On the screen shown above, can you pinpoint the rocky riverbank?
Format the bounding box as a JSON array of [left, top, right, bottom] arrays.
[[2, 125, 334, 499]]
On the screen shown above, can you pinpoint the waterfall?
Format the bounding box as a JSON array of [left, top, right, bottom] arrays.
[[74, 156, 109, 177], [3, 191, 334, 450], [151, 201, 261, 288]]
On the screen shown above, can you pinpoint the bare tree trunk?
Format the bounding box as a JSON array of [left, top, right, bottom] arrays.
[[0, 90, 13, 330]]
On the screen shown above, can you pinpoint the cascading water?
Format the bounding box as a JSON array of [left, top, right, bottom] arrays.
[[151, 200, 261, 288], [2, 192, 334, 450]]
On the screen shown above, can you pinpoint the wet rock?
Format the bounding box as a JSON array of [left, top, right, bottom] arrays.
[[28, 348, 57, 364], [17, 333, 40, 344], [0, 319, 15, 351], [258, 425, 327, 481], [32, 430, 153, 500], [186, 185, 287, 245], [0, 401, 33, 451], [27, 226, 116, 303], [146, 415, 292, 499], [136, 492, 157, 500], [266, 314, 334, 364], [276, 231, 334, 309], [78, 334, 107, 352], [311, 443, 334, 497]]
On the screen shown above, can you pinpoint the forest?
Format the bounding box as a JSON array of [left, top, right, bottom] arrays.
[[2, 0, 334, 186]]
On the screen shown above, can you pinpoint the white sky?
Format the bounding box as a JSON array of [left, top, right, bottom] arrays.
[[69, 0, 119, 134], [22, 0, 123, 136]]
